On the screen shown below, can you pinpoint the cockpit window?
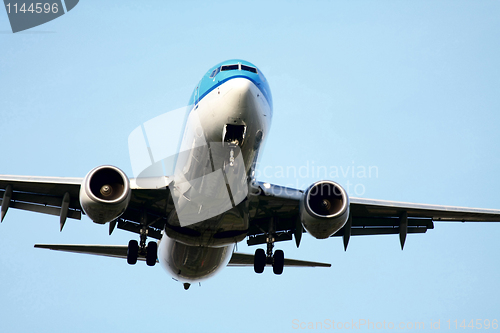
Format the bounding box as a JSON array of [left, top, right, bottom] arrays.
[[210, 67, 220, 78], [216, 64, 258, 75], [221, 64, 239, 71], [241, 65, 257, 73]]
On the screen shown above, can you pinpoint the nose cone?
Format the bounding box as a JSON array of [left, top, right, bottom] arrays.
[[222, 78, 259, 120], [196, 76, 267, 144], [223, 77, 254, 98], [238, 79, 257, 110]]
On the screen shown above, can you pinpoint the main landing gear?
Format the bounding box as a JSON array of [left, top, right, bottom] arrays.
[[126, 239, 157, 266], [126, 212, 158, 266], [253, 220, 285, 275]]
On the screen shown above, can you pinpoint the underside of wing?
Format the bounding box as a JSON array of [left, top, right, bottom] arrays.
[[0, 176, 83, 229]]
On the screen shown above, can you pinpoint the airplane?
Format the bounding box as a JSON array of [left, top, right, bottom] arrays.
[[2, 59, 500, 290]]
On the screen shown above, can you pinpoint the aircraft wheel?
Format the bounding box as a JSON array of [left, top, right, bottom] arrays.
[[254, 248, 266, 274], [127, 240, 139, 265], [146, 241, 158, 267], [273, 250, 284, 275]]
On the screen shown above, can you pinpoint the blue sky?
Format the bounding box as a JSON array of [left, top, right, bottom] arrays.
[[1, 1, 500, 332]]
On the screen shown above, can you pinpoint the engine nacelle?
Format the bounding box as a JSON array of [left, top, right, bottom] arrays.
[[300, 180, 350, 239], [79, 165, 131, 224]]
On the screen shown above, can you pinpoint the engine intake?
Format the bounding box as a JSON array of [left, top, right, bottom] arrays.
[[300, 180, 350, 239], [79, 165, 131, 224]]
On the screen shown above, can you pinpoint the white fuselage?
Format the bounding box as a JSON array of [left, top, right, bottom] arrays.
[[158, 77, 272, 283]]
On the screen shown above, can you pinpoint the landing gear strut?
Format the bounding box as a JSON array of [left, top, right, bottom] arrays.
[[253, 218, 285, 275], [126, 212, 158, 266]]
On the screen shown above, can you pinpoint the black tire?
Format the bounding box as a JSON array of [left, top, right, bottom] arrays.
[[273, 250, 284, 275], [127, 240, 139, 265], [146, 241, 158, 267], [254, 248, 266, 274]]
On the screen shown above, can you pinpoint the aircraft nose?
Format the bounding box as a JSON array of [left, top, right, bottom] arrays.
[[227, 78, 258, 113], [234, 77, 253, 92], [199, 77, 261, 143]]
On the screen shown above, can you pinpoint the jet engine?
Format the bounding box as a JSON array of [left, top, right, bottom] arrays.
[[79, 165, 131, 224], [299, 180, 350, 239]]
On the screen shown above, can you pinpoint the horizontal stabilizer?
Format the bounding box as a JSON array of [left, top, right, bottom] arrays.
[[228, 252, 331, 267], [35, 245, 331, 268], [34, 244, 147, 262]]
